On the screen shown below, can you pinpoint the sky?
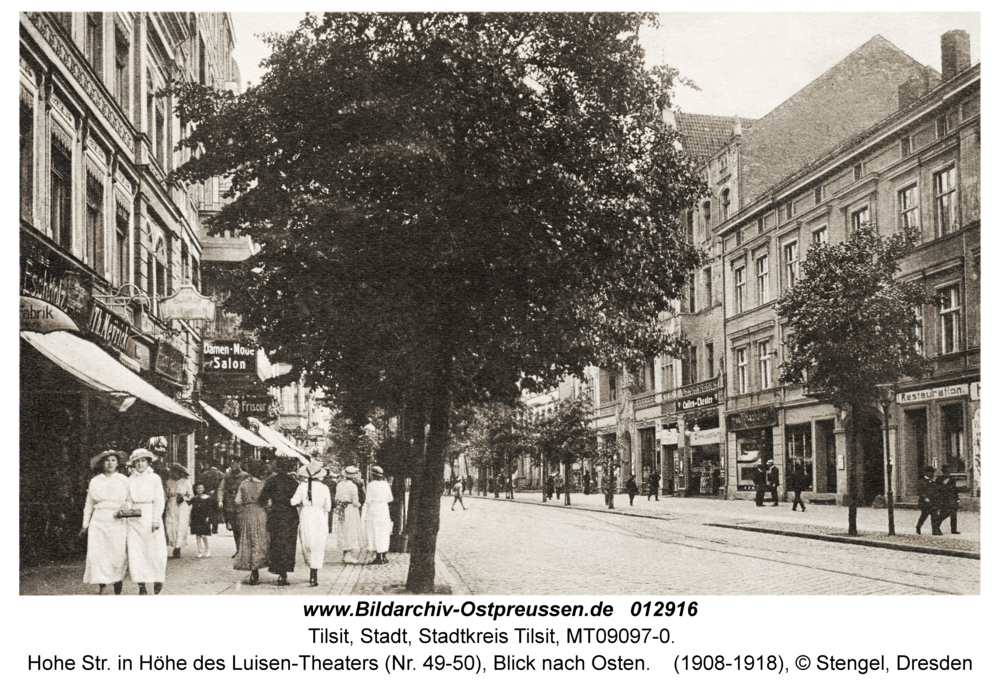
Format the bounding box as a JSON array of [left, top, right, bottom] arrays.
[[231, 11, 980, 119]]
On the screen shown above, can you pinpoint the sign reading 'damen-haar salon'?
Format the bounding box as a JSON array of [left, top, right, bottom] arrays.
[[203, 340, 254, 373]]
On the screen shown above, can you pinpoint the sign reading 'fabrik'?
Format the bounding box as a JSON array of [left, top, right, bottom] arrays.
[[203, 340, 254, 373]]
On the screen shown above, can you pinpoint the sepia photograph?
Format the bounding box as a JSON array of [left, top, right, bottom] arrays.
[[18, 10, 980, 601]]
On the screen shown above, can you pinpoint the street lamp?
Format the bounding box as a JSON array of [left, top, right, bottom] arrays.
[[876, 383, 897, 536]]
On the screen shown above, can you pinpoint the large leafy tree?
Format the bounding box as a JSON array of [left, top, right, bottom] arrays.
[[533, 393, 607, 505], [171, 12, 704, 591], [776, 222, 935, 534]]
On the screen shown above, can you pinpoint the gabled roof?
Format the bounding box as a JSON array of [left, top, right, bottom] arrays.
[[675, 112, 756, 163]]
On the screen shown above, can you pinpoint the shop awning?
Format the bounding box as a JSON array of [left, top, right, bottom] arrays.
[[21, 330, 204, 432], [199, 401, 273, 449], [249, 418, 309, 463]]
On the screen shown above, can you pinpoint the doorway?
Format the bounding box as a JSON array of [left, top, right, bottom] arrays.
[[854, 410, 885, 505]]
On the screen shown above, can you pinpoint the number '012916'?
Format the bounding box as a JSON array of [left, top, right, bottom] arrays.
[[630, 601, 698, 617]]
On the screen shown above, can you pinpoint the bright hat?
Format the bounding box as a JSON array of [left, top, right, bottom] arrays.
[[170, 462, 190, 476], [298, 461, 328, 480], [370, 466, 384, 477], [90, 449, 126, 470], [127, 448, 157, 465], [342, 466, 359, 477]]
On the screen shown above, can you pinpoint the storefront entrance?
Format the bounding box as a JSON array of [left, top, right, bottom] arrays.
[[854, 410, 885, 506]]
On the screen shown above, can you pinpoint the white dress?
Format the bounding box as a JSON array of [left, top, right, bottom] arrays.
[[126, 469, 167, 583], [292, 479, 332, 569], [163, 477, 193, 549], [82, 472, 130, 584], [333, 480, 362, 561], [362, 480, 394, 555]]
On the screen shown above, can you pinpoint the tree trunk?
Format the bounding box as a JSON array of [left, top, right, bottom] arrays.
[[845, 415, 859, 536], [564, 463, 571, 505], [405, 367, 452, 594]]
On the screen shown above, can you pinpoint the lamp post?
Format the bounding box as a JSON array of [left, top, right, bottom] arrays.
[[876, 384, 897, 536]]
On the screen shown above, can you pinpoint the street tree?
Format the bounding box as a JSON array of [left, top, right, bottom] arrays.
[[170, 12, 705, 592], [533, 393, 607, 505], [776, 222, 936, 535]]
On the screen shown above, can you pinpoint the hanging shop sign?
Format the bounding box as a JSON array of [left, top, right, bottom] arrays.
[[660, 428, 679, 445], [218, 394, 279, 420], [87, 302, 132, 352], [158, 284, 216, 321], [154, 340, 186, 385], [20, 296, 79, 333], [896, 384, 968, 405], [726, 407, 778, 432], [675, 390, 719, 413], [20, 234, 93, 328], [203, 340, 254, 373]]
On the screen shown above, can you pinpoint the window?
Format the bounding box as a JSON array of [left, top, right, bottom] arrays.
[[20, 103, 33, 223], [661, 361, 674, 392], [755, 254, 769, 306], [607, 371, 618, 402], [934, 166, 956, 236], [783, 241, 799, 289], [687, 272, 696, 313], [718, 152, 728, 176], [812, 226, 828, 245], [50, 138, 72, 250], [155, 101, 166, 170], [938, 284, 960, 354], [758, 341, 772, 389], [784, 201, 794, 221], [913, 304, 924, 355], [181, 242, 190, 284], [702, 201, 712, 231], [85, 174, 104, 272], [705, 343, 715, 380], [757, 217, 764, 235], [721, 188, 731, 221], [853, 163, 863, 181], [114, 27, 130, 111], [941, 404, 966, 474], [191, 257, 200, 290], [935, 116, 947, 139], [851, 206, 870, 232], [199, 37, 207, 86], [115, 206, 128, 286], [682, 346, 697, 387], [86, 13, 103, 75], [703, 266, 713, 307], [814, 187, 822, 205], [735, 347, 748, 395], [898, 184, 919, 230], [900, 135, 912, 156], [734, 265, 746, 314]]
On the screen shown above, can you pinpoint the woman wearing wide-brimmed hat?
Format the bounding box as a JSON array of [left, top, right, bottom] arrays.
[[124, 448, 167, 594], [79, 450, 129, 594], [233, 459, 270, 585], [164, 463, 193, 559], [291, 461, 332, 586], [361, 466, 394, 565], [334, 466, 363, 563]]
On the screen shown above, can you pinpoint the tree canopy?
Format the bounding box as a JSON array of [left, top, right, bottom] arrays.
[[171, 12, 706, 591]]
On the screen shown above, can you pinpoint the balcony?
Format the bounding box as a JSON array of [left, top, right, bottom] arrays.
[[726, 387, 783, 411]]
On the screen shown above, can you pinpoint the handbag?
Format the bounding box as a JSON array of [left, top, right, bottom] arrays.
[[114, 508, 142, 519]]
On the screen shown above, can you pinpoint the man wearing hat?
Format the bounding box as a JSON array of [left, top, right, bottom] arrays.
[[334, 466, 363, 563], [124, 448, 167, 594], [164, 463, 193, 558], [362, 466, 394, 565], [292, 461, 332, 586], [916, 465, 943, 535], [934, 466, 961, 535], [218, 458, 249, 556], [766, 459, 780, 507]]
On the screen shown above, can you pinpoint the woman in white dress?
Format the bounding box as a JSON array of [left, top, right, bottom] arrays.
[[291, 461, 332, 586], [361, 466, 394, 565], [163, 463, 193, 559], [79, 450, 130, 594], [125, 448, 167, 595], [334, 466, 363, 563]]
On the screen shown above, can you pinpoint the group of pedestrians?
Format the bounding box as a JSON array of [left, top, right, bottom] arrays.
[[752, 459, 782, 507], [916, 465, 962, 536]]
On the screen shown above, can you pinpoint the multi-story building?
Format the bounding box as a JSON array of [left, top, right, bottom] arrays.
[[19, 12, 240, 563]]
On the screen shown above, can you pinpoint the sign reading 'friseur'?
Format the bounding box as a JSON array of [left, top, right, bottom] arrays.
[[203, 340, 254, 373]]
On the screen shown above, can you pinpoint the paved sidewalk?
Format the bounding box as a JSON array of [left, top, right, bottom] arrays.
[[466, 490, 980, 558], [20, 527, 463, 596]]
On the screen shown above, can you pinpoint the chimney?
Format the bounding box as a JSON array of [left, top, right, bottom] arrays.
[[941, 30, 971, 82]]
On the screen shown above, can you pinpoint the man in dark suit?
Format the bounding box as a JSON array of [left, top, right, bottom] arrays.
[[218, 458, 249, 554], [766, 459, 780, 506], [934, 466, 961, 535], [648, 471, 660, 501], [915, 466, 942, 535], [752, 462, 767, 507]]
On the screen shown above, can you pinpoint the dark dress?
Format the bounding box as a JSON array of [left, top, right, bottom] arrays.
[[189, 495, 214, 536], [259, 472, 300, 575]]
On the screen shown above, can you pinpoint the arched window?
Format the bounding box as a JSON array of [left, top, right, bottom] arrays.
[[702, 200, 712, 230], [721, 188, 731, 221]]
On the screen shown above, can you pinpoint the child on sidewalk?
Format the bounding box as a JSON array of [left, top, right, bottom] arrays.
[[189, 483, 214, 557]]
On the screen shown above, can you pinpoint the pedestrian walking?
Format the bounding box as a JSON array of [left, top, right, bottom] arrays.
[[766, 459, 780, 506], [555, 473, 564, 500], [189, 483, 214, 557], [361, 466, 394, 565], [292, 461, 332, 587], [789, 462, 807, 512], [545, 473, 555, 500], [451, 478, 467, 511], [334, 466, 363, 563], [626, 474, 639, 506], [218, 458, 248, 556], [648, 470, 660, 501], [196, 463, 223, 534], [915, 465, 942, 535], [233, 460, 270, 585], [259, 457, 300, 586], [164, 463, 193, 559], [752, 461, 767, 507], [583, 470, 592, 496], [79, 450, 129, 595], [124, 449, 167, 595], [934, 466, 961, 535]]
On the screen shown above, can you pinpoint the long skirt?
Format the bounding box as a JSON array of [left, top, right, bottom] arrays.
[[125, 512, 167, 583], [267, 507, 299, 575], [83, 509, 128, 584], [363, 502, 392, 554], [298, 505, 329, 569], [233, 504, 269, 571], [334, 505, 362, 561], [164, 499, 190, 548]]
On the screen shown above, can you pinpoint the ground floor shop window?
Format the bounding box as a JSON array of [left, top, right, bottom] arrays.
[[735, 428, 773, 491], [785, 423, 813, 491], [689, 445, 721, 495], [639, 427, 656, 485], [941, 403, 966, 481]]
